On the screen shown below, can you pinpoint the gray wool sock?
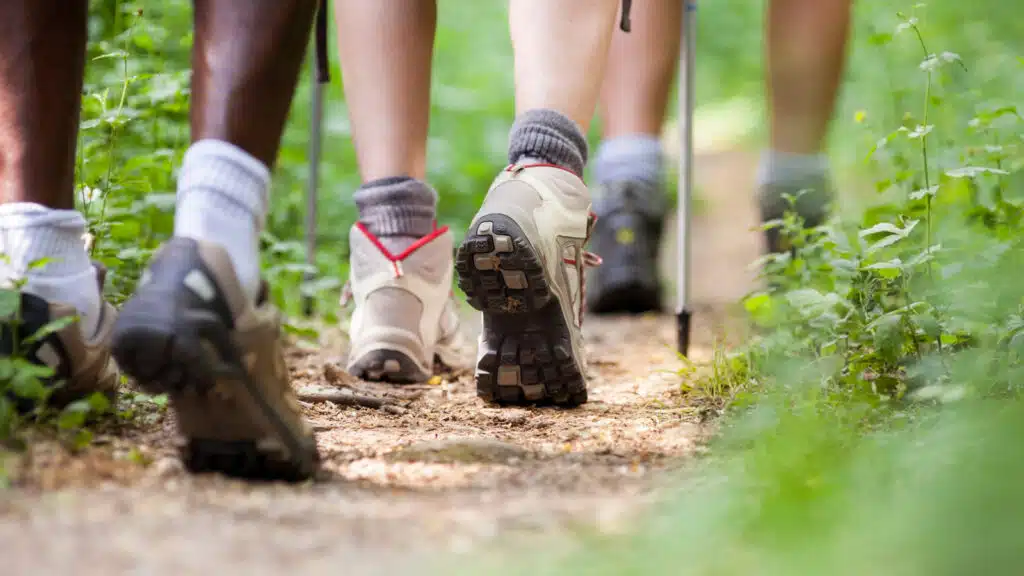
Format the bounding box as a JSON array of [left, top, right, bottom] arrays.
[[591, 134, 667, 215], [354, 177, 437, 252], [508, 109, 589, 175], [593, 134, 665, 186], [756, 150, 830, 189], [756, 150, 833, 222]]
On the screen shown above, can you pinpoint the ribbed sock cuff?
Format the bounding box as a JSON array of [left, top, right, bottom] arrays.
[[175, 139, 271, 230], [508, 109, 588, 176], [756, 150, 830, 189], [593, 134, 665, 186], [756, 150, 833, 221], [354, 177, 437, 238], [0, 203, 91, 278]]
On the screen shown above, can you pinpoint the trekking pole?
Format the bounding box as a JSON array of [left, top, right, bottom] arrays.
[[303, 1, 330, 317], [676, 0, 697, 356]]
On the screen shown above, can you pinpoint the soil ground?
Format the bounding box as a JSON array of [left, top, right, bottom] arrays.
[[0, 150, 762, 575]]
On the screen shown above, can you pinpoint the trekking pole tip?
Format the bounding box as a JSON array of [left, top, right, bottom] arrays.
[[676, 309, 692, 357]]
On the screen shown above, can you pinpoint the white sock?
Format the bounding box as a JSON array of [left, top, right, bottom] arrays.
[[0, 203, 101, 337], [174, 139, 270, 303]]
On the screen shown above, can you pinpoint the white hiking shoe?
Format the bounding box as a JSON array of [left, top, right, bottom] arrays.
[[455, 163, 600, 407], [344, 224, 465, 383]]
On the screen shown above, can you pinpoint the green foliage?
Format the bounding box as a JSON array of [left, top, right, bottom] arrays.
[[743, 8, 1022, 410], [0, 287, 115, 478]]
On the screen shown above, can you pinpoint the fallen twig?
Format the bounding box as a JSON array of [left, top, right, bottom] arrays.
[[297, 387, 409, 415]]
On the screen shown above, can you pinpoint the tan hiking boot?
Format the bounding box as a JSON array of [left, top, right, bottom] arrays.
[[344, 224, 466, 383], [455, 163, 600, 406], [1, 264, 120, 409], [111, 237, 319, 482]]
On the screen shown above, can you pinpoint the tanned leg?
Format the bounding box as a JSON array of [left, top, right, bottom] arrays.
[[0, 0, 88, 208], [765, 0, 852, 154], [598, 0, 682, 139], [190, 0, 319, 167], [332, 0, 436, 182]]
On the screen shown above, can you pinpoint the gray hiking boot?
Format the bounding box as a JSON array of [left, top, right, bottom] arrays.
[[586, 180, 665, 314], [758, 174, 834, 253], [1, 264, 120, 410], [344, 224, 465, 383], [112, 237, 319, 482], [455, 163, 599, 407]]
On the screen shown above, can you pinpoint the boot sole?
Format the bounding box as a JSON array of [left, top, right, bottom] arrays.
[[348, 348, 430, 384], [455, 215, 587, 407], [112, 292, 318, 482]]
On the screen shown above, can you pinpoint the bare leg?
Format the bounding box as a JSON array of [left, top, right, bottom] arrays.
[[333, 0, 436, 182], [765, 0, 852, 154], [509, 0, 619, 133], [0, 1, 87, 208], [758, 0, 851, 252], [191, 0, 318, 167], [598, 0, 682, 139]]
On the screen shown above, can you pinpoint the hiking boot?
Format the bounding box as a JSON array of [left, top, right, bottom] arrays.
[[586, 180, 664, 314], [111, 237, 319, 482], [758, 175, 833, 254], [455, 163, 598, 407], [345, 224, 465, 383], [1, 264, 120, 410]]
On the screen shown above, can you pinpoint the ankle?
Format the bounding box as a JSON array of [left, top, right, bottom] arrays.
[[0, 204, 100, 336], [354, 177, 437, 253], [508, 109, 588, 176], [757, 149, 830, 190], [593, 134, 664, 186]]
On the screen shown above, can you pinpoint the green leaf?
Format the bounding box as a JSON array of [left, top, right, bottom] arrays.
[[10, 373, 47, 401], [919, 52, 963, 72], [864, 259, 904, 279], [909, 186, 939, 200], [0, 289, 20, 319], [860, 220, 918, 253], [914, 313, 943, 339], [69, 428, 93, 450], [58, 399, 92, 430], [907, 125, 933, 139], [27, 257, 57, 271], [1010, 332, 1024, 357], [86, 391, 111, 414], [868, 32, 893, 46], [872, 313, 904, 360], [946, 166, 1010, 178], [299, 276, 342, 298], [744, 292, 771, 315], [282, 321, 319, 341], [24, 315, 77, 346]]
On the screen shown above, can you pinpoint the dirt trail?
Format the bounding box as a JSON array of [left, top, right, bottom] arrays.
[[0, 150, 762, 575]]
